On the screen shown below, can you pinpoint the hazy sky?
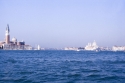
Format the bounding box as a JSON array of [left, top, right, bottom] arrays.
[[0, 0, 125, 48]]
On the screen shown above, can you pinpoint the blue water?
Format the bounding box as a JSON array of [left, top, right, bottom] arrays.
[[0, 50, 125, 83]]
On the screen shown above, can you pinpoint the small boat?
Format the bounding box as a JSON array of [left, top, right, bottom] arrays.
[[76, 49, 80, 51]]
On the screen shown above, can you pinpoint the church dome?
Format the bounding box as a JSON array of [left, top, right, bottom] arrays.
[[12, 37, 17, 42]]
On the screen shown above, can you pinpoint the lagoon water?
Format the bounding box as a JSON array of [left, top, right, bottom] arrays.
[[0, 50, 125, 83]]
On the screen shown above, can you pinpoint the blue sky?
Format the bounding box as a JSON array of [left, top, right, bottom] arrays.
[[0, 0, 125, 48]]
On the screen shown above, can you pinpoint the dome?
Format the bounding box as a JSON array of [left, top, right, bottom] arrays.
[[12, 37, 17, 42]]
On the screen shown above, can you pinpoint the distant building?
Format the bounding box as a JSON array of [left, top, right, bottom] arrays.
[[64, 47, 78, 51], [99, 47, 111, 51], [85, 40, 98, 51], [0, 24, 32, 50], [112, 46, 125, 51]]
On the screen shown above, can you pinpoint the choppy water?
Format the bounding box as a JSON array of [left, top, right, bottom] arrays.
[[0, 50, 125, 83]]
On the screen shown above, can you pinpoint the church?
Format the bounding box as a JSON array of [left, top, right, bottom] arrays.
[[0, 25, 32, 50]]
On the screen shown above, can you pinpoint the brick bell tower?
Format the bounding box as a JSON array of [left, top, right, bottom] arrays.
[[5, 24, 10, 44]]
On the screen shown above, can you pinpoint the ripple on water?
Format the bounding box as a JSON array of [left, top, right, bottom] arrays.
[[0, 51, 125, 83]]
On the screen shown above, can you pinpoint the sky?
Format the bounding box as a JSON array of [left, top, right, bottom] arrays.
[[0, 0, 125, 48]]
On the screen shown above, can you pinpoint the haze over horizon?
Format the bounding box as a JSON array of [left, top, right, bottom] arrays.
[[0, 0, 125, 48]]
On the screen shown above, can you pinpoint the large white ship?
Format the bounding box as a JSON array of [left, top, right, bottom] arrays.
[[85, 41, 98, 51]]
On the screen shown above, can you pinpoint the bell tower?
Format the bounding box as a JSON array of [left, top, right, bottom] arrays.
[[5, 24, 10, 44]]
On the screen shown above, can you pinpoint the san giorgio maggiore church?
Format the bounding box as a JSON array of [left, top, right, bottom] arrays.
[[0, 25, 32, 50]]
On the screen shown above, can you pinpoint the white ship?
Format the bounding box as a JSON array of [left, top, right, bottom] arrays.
[[85, 41, 98, 51]]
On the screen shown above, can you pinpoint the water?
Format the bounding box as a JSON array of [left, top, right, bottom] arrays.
[[0, 50, 125, 83]]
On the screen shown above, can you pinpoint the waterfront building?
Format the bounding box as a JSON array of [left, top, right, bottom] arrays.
[[85, 40, 98, 51], [99, 47, 111, 51], [112, 46, 125, 51], [64, 47, 78, 51], [0, 25, 33, 50]]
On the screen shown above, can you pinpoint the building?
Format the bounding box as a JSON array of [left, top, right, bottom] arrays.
[[112, 46, 125, 51], [85, 40, 98, 51], [0, 24, 32, 50], [64, 47, 78, 51]]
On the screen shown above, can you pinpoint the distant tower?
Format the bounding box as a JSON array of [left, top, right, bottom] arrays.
[[37, 45, 41, 50], [5, 24, 10, 44]]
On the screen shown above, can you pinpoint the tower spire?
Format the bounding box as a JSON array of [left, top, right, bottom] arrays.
[[5, 24, 10, 44], [6, 24, 10, 33]]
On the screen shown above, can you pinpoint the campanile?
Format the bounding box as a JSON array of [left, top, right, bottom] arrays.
[[5, 24, 10, 44]]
